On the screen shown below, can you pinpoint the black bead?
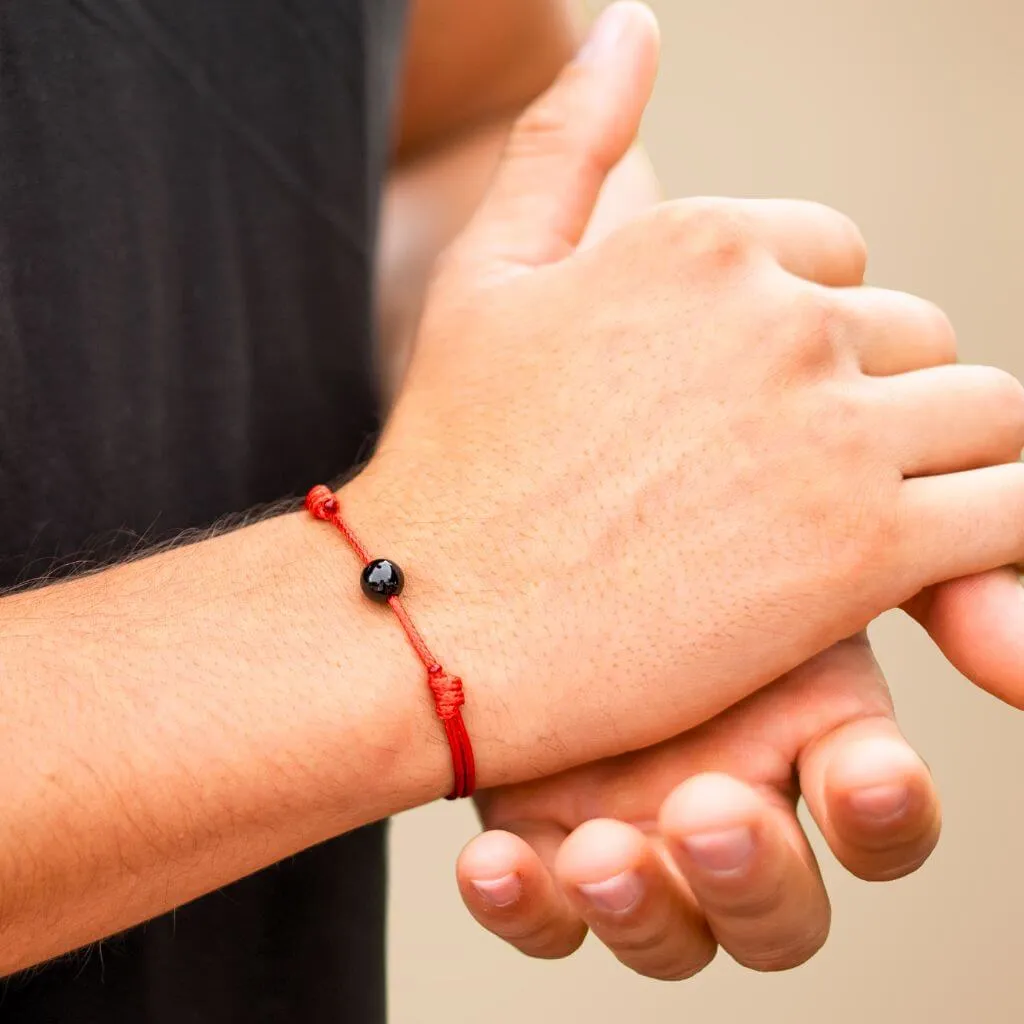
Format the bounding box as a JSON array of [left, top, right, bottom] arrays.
[[360, 559, 405, 603]]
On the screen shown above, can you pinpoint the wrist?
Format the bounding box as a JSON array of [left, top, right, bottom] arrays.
[[285, 498, 456, 814], [337, 458, 574, 791]]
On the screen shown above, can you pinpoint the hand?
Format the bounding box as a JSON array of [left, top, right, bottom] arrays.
[[439, 0, 1024, 984], [345, 3, 1024, 788], [456, 636, 939, 979], [453, 564, 1024, 979], [447, 2, 1024, 976]]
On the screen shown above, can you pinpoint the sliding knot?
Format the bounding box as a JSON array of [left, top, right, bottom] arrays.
[[428, 665, 465, 720], [305, 485, 338, 520]]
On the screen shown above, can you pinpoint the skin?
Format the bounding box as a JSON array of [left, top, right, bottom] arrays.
[[380, 1, 1024, 978], [460, 638, 938, 977], [0, 0, 1021, 982]]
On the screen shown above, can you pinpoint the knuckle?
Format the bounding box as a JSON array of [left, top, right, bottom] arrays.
[[835, 473, 903, 588], [785, 287, 846, 371], [825, 384, 877, 460], [664, 198, 754, 270], [798, 385, 902, 585]]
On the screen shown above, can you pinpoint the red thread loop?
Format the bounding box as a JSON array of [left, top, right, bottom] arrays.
[[427, 666, 465, 721], [305, 485, 339, 520], [305, 486, 476, 800]]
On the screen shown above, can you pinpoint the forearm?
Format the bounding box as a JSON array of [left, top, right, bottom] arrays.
[[0, 496, 461, 972], [1, 61, 661, 984]]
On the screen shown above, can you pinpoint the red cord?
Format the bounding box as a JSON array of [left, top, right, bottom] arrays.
[[305, 485, 476, 800]]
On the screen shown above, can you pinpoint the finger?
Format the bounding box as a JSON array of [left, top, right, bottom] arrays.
[[880, 364, 1024, 475], [457, 826, 586, 959], [799, 715, 941, 882], [461, 2, 660, 268], [899, 462, 1024, 586], [828, 286, 957, 375], [660, 774, 831, 972], [673, 197, 867, 286], [904, 567, 1024, 709], [554, 818, 716, 981]]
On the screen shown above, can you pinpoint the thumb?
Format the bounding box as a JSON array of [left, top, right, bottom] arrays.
[[461, 1, 660, 269]]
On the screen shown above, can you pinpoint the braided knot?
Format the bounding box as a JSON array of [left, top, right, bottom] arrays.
[[428, 665, 465, 721], [305, 485, 339, 521]]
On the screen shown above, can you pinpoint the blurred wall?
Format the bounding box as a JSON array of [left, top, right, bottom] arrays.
[[389, 2, 1024, 1021]]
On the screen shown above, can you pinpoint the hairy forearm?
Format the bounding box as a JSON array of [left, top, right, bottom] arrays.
[[0, 64, 661, 988], [0, 496, 462, 973], [1, 10, 664, 972]]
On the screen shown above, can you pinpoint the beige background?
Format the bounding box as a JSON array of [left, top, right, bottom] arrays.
[[389, 2, 1024, 1021]]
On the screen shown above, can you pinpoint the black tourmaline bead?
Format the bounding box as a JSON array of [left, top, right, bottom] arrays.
[[360, 559, 405, 603]]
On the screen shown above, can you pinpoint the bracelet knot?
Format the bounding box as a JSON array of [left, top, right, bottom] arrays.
[[427, 666, 465, 721], [305, 485, 339, 520]]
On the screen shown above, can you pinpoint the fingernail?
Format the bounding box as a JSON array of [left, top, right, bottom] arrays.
[[471, 873, 522, 908], [679, 827, 754, 875], [578, 871, 643, 915], [847, 783, 909, 823], [578, 3, 633, 62]]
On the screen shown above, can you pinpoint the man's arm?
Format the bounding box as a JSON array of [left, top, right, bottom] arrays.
[[0, 0, 639, 976], [3, 0, 1021, 981], [377, 0, 661, 397], [0, 506, 465, 973]]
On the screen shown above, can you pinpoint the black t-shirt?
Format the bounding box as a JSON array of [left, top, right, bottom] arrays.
[[0, 2, 407, 1020]]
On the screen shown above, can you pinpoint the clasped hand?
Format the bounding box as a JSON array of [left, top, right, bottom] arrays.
[[349, 2, 1024, 981]]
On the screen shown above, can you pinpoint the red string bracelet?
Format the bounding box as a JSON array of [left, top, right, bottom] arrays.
[[305, 485, 476, 800]]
